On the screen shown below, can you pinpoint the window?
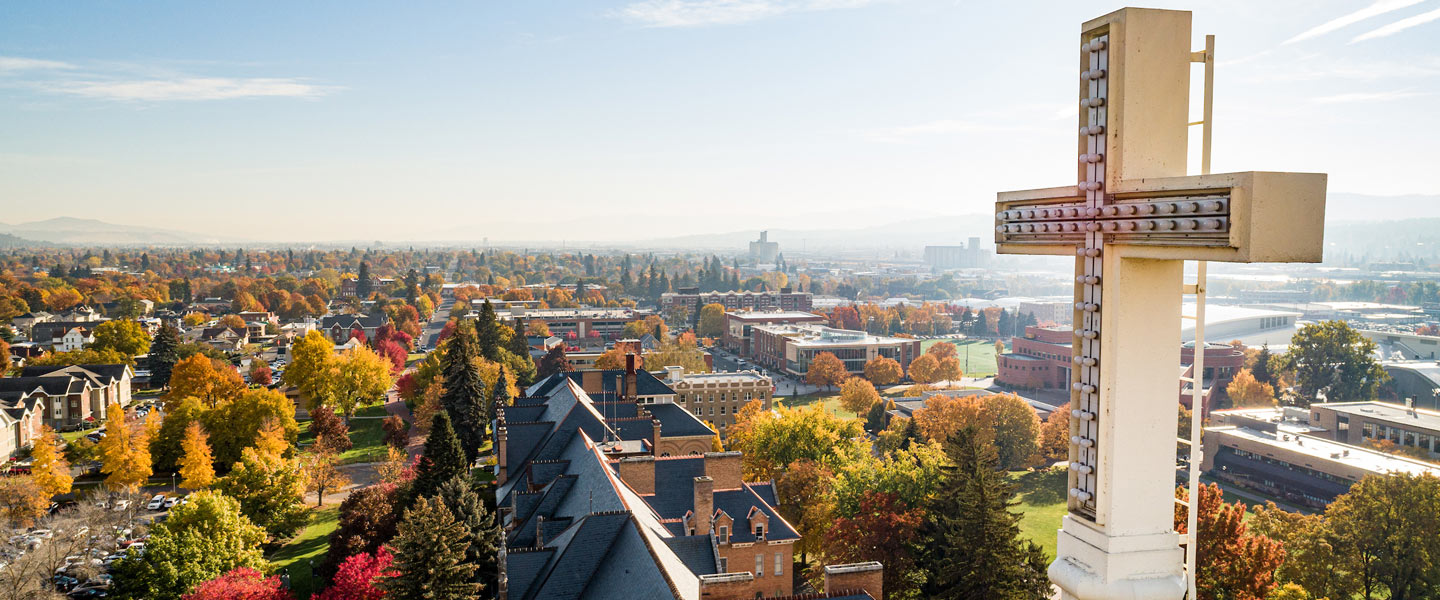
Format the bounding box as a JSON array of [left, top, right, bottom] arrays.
[[755, 524, 764, 537], [718, 526, 729, 542], [718, 557, 728, 572], [756, 554, 764, 577], [774, 552, 783, 576]]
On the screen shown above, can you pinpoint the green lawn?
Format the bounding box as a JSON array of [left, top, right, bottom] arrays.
[[297, 413, 391, 464], [268, 506, 340, 599], [1011, 467, 1068, 560], [353, 404, 389, 418], [774, 393, 858, 420], [920, 338, 1001, 377]]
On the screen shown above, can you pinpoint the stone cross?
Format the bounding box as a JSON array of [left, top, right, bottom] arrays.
[[994, 8, 1326, 599]]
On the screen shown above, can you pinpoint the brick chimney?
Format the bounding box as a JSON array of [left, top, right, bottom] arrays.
[[697, 573, 753, 599], [824, 562, 884, 600], [703, 451, 743, 490], [615, 456, 656, 494], [693, 476, 713, 536], [651, 419, 663, 456], [624, 353, 639, 402], [496, 426, 508, 485]]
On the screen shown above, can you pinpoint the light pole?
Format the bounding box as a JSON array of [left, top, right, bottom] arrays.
[[171, 472, 176, 493]]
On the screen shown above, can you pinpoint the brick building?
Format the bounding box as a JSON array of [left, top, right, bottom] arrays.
[[662, 288, 813, 318], [498, 307, 646, 342], [996, 326, 1074, 389], [665, 367, 773, 438], [722, 310, 827, 357]]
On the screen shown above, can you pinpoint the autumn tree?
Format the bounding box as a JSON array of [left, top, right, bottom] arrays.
[[216, 446, 308, 538], [776, 459, 835, 565], [593, 347, 627, 370], [377, 496, 479, 600], [30, 425, 72, 499], [203, 388, 298, 467], [1327, 473, 1440, 599], [912, 393, 1039, 471], [178, 422, 216, 489], [1175, 483, 1285, 600], [0, 476, 49, 527], [917, 426, 1050, 600], [382, 415, 410, 449], [1250, 502, 1359, 600], [1038, 403, 1071, 462], [927, 341, 958, 360], [92, 319, 151, 357], [166, 354, 245, 409], [728, 403, 866, 480], [1226, 368, 1277, 408], [309, 405, 353, 454], [318, 483, 402, 582], [536, 345, 572, 379], [316, 548, 392, 600], [317, 346, 393, 418], [839, 376, 881, 415], [863, 355, 903, 385], [826, 490, 925, 598], [304, 447, 352, 507], [1286, 320, 1389, 405], [182, 568, 289, 600], [98, 401, 152, 490], [697, 302, 727, 338], [908, 353, 940, 385], [248, 359, 272, 386], [805, 351, 848, 390], [285, 329, 334, 402], [110, 491, 267, 600]]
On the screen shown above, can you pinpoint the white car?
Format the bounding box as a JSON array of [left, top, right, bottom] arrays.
[[111, 500, 130, 512], [145, 495, 166, 510], [163, 497, 179, 509]]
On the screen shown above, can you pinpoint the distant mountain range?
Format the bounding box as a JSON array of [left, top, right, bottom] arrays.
[[2, 192, 1434, 249], [0, 217, 244, 246]]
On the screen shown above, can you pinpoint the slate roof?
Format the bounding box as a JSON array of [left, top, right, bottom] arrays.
[[662, 536, 718, 576], [633, 455, 799, 545], [648, 403, 716, 438], [558, 369, 677, 397]]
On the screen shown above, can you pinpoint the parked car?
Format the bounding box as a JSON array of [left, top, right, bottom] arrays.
[[145, 495, 166, 511], [110, 500, 130, 512], [163, 497, 179, 509]]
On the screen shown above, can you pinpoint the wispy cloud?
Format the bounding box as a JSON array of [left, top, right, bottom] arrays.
[[0, 56, 77, 72], [1351, 6, 1440, 42], [1283, 0, 1424, 44], [1311, 90, 1428, 104], [615, 0, 883, 28], [0, 55, 336, 101], [858, 104, 1072, 143], [45, 77, 333, 101]]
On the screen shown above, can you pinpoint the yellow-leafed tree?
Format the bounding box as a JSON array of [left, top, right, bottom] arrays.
[[838, 377, 881, 415], [1226, 368, 1277, 408], [179, 422, 216, 489], [30, 425, 72, 498], [253, 418, 291, 462], [805, 351, 849, 391], [97, 402, 152, 490], [166, 354, 245, 409]]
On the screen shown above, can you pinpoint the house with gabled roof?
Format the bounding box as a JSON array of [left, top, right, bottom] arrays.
[[0, 390, 45, 459], [319, 313, 389, 343], [496, 359, 883, 600], [3, 364, 134, 430]]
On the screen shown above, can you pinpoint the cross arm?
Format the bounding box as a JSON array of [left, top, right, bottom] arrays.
[[995, 171, 1326, 263]]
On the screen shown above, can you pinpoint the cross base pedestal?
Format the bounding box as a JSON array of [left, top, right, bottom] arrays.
[[1049, 516, 1186, 600]]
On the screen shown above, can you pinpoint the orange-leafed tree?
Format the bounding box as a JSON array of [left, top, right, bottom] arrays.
[[166, 355, 245, 409], [863, 356, 903, 386], [179, 422, 216, 489], [927, 341, 958, 360], [805, 352, 848, 390], [908, 354, 940, 384], [1226, 368, 1276, 408], [1039, 403, 1071, 462], [1174, 483, 1286, 600]]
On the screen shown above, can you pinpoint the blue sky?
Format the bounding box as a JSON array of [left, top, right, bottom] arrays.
[[1, 1, 1437, 242]]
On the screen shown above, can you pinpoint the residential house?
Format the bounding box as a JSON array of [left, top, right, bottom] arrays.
[[1, 364, 133, 431], [10, 311, 54, 337], [319, 313, 389, 343], [0, 390, 44, 459], [199, 326, 250, 352]]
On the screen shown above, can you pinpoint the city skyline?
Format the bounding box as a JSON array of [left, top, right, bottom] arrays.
[[2, 0, 1438, 242]]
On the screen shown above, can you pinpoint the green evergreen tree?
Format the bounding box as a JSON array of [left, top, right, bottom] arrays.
[[475, 300, 503, 360], [440, 326, 487, 461], [917, 426, 1050, 600], [436, 476, 502, 592], [357, 262, 373, 298], [413, 412, 469, 500], [376, 496, 479, 600], [1252, 343, 1275, 386], [504, 325, 538, 386], [149, 323, 181, 389], [492, 365, 514, 415]]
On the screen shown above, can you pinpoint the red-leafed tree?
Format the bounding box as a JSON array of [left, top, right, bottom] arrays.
[[183, 567, 290, 600], [310, 405, 353, 454], [375, 339, 408, 373], [249, 362, 273, 386], [1175, 483, 1286, 600], [437, 320, 457, 344], [396, 372, 419, 403], [349, 328, 367, 344], [382, 415, 409, 449], [825, 490, 924, 598], [314, 547, 392, 600]]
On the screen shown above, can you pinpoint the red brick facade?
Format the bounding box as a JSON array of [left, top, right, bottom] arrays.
[[996, 326, 1074, 389]]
